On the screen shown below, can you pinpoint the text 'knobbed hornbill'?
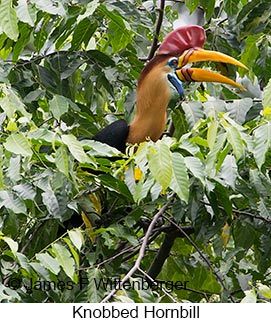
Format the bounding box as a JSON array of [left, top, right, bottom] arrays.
[[93, 25, 247, 153]]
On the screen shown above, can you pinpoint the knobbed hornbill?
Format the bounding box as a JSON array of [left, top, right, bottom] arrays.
[[93, 25, 247, 152]]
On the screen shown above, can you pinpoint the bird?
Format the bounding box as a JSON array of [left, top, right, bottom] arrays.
[[93, 25, 247, 153]]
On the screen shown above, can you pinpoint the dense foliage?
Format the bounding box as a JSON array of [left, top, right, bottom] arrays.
[[0, 0, 271, 303]]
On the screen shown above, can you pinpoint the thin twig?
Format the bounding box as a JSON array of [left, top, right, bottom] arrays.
[[79, 230, 162, 272], [147, 0, 166, 60], [138, 267, 178, 303], [200, 200, 271, 224], [20, 222, 43, 254], [141, 269, 212, 301], [163, 215, 235, 302], [101, 203, 170, 303]]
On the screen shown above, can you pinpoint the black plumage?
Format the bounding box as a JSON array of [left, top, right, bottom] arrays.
[[92, 119, 129, 153]]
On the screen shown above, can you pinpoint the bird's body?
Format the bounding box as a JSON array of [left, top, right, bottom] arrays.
[[92, 119, 129, 153], [92, 26, 247, 152], [93, 54, 177, 152]]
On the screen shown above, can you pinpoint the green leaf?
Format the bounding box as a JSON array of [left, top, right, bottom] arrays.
[[241, 289, 257, 303], [34, 0, 65, 16], [219, 155, 238, 189], [16, 0, 36, 26], [258, 38, 271, 85], [185, 0, 199, 13], [12, 23, 32, 61], [17, 252, 31, 273], [207, 120, 219, 150], [206, 133, 227, 176], [63, 237, 80, 270], [76, 0, 100, 23], [258, 198, 271, 221], [213, 182, 233, 217], [13, 182, 36, 200], [87, 268, 104, 302], [36, 252, 60, 275], [200, 0, 215, 21], [82, 139, 120, 157], [110, 223, 138, 246], [226, 125, 245, 161], [0, 37, 13, 60], [263, 78, 271, 108], [188, 264, 221, 293], [49, 94, 69, 120], [99, 174, 133, 201], [170, 152, 189, 203], [2, 236, 18, 254], [172, 109, 188, 140], [0, 84, 32, 119], [0, 143, 5, 183], [51, 243, 75, 281], [223, 0, 240, 16], [179, 136, 200, 155], [240, 35, 261, 74], [4, 133, 32, 157], [55, 145, 69, 178], [133, 176, 154, 203], [62, 134, 91, 164], [237, 0, 262, 23], [226, 98, 253, 125], [85, 50, 115, 67], [99, 5, 132, 53], [182, 101, 204, 129], [249, 169, 268, 195], [184, 156, 205, 185], [71, 18, 97, 50], [33, 16, 50, 52], [42, 190, 60, 217], [238, 1, 271, 38], [148, 141, 172, 191], [0, 190, 26, 214], [234, 220, 255, 251], [0, 0, 19, 41], [257, 283, 271, 300], [7, 156, 21, 182], [60, 58, 83, 80], [253, 122, 271, 168], [68, 229, 84, 251], [29, 128, 59, 144]]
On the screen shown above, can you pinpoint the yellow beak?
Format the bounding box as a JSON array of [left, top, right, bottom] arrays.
[[176, 48, 248, 90]]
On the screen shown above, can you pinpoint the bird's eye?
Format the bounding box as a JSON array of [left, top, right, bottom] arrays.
[[168, 57, 178, 69]]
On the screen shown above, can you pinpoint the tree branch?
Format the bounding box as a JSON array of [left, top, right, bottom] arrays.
[[147, 0, 166, 60], [147, 232, 176, 280], [101, 203, 170, 303], [147, 224, 194, 280]]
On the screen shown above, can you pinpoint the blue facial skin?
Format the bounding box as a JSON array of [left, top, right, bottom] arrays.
[[167, 57, 184, 98], [167, 73, 184, 98]]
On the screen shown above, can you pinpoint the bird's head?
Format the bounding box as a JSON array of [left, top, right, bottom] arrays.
[[130, 26, 248, 144], [157, 25, 248, 95]]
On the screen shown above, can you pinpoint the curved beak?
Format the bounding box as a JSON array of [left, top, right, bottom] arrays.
[[175, 48, 248, 90]]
